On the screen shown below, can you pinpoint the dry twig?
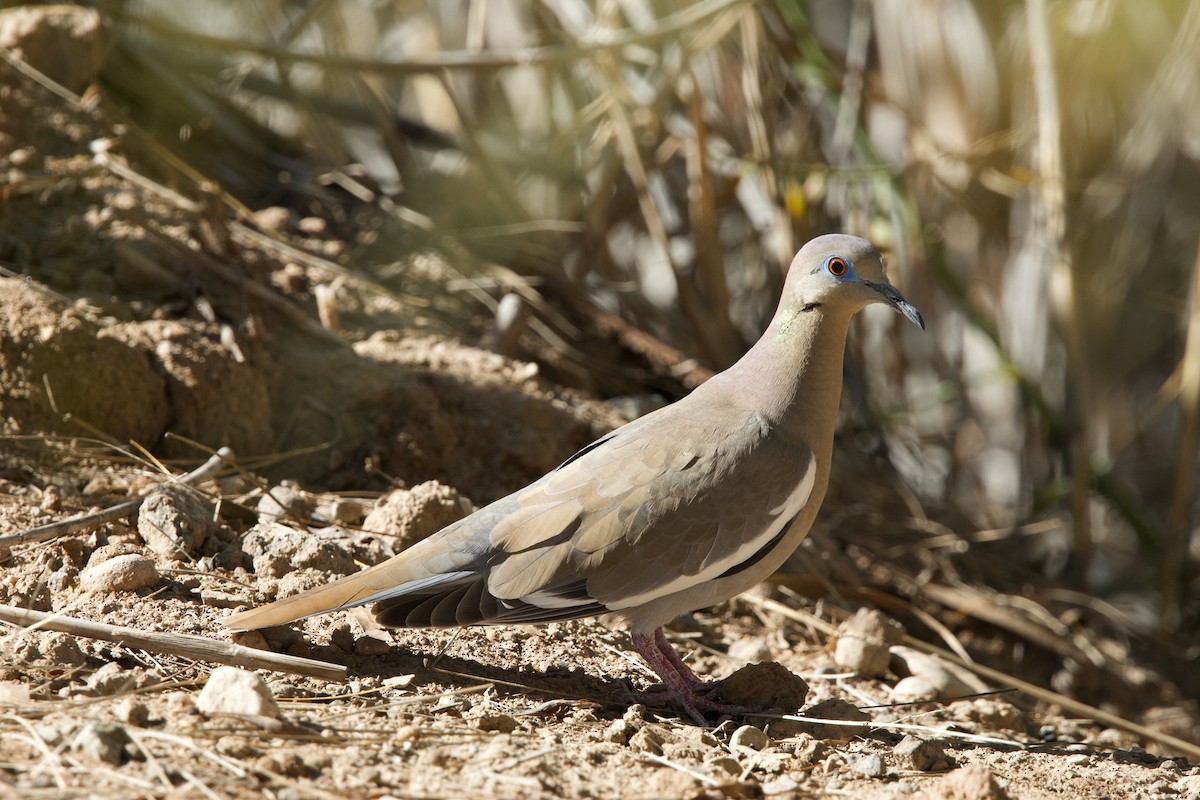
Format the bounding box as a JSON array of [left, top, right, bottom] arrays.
[[0, 606, 346, 681]]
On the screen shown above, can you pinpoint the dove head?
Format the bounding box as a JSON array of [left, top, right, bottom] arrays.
[[780, 234, 924, 329]]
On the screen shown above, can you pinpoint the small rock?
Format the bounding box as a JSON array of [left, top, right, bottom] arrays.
[[0, 6, 104, 94], [298, 216, 327, 235], [113, 697, 149, 727], [34, 724, 65, 747], [46, 565, 78, 593], [835, 608, 904, 677], [253, 206, 292, 233], [86, 662, 135, 696], [706, 755, 743, 777], [0, 682, 28, 704], [947, 697, 1026, 733], [471, 712, 519, 733], [717, 661, 809, 711], [623, 704, 647, 725], [786, 697, 869, 740], [8, 146, 38, 168], [890, 646, 989, 699], [762, 776, 801, 795], [628, 725, 669, 755], [850, 752, 886, 778], [70, 721, 131, 765], [939, 764, 1008, 799], [256, 750, 312, 778], [319, 496, 369, 524], [78, 553, 158, 593], [215, 735, 260, 759], [893, 735, 950, 771], [892, 676, 939, 703], [729, 724, 770, 751], [603, 718, 635, 744], [788, 735, 830, 767], [242, 522, 358, 579], [257, 483, 313, 522], [31, 631, 87, 666], [354, 634, 392, 656], [1176, 774, 1200, 800], [137, 483, 216, 558], [330, 623, 355, 652], [195, 666, 281, 719]]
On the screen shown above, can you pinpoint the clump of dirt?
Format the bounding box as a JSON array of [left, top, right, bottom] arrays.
[[0, 278, 168, 445], [363, 481, 476, 551], [112, 319, 275, 459]]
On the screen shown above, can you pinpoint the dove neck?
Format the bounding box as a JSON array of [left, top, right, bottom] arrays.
[[718, 306, 852, 443]]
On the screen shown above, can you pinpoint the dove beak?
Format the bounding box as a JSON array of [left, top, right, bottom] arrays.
[[865, 281, 925, 330]]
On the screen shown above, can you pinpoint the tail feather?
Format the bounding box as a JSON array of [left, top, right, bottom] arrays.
[[221, 557, 473, 630]]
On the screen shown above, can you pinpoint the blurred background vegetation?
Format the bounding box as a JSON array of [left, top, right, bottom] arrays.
[[7, 0, 1200, 714]]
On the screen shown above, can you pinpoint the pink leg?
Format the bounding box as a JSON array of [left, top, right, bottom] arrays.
[[651, 628, 710, 690], [630, 628, 760, 724]]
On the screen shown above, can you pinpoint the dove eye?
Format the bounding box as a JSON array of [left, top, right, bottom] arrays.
[[826, 256, 849, 277]]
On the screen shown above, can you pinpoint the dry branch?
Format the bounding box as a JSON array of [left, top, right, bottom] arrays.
[[0, 605, 346, 681]]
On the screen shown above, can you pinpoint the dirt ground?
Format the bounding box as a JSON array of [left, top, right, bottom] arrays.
[[1, 7, 1199, 800]]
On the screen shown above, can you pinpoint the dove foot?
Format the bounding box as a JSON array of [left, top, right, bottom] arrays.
[[631, 628, 762, 725]]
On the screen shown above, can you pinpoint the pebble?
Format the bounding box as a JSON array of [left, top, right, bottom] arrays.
[[70, 721, 130, 765], [892, 676, 939, 703], [29, 631, 87, 667], [706, 755, 743, 777], [890, 646, 988, 699], [34, 724, 65, 747], [603, 718, 634, 745], [628, 725, 669, 755], [730, 724, 770, 751], [892, 735, 950, 771], [783, 697, 869, 740], [835, 608, 904, 677], [762, 776, 801, 795], [939, 764, 1008, 799], [354, 634, 392, 656], [215, 735, 260, 759], [471, 712, 519, 733], [113, 696, 149, 727], [850, 752, 886, 778], [85, 662, 134, 696], [137, 483, 216, 558], [195, 666, 281, 719], [78, 553, 158, 593]]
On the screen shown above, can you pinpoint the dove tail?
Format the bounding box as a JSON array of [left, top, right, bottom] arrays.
[[221, 554, 474, 630]]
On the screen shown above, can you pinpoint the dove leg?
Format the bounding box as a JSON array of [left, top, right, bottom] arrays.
[[651, 627, 709, 689], [630, 629, 757, 724]]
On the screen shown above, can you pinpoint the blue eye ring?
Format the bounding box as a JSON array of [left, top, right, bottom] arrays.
[[826, 256, 850, 277]]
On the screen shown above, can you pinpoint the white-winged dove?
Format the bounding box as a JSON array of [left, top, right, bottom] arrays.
[[224, 234, 924, 722]]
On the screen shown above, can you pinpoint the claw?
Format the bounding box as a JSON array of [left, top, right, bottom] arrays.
[[630, 628, 761, 724]]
